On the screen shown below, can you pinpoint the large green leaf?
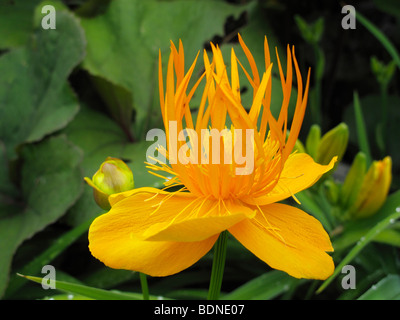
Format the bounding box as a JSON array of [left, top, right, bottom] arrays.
[[0, 0, 42, 49], [0, 9, 86, 160], [0, 8, 87, 297], [0, 135, 83, 297], [64, 105, 165, 186], [80, 0, 250, 137], [63, 106, 164, 226]]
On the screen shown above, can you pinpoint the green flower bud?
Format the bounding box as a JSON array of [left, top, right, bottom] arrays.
[[370, 56, 396, 88], [347, 156, 392, 219], [324, 179, 340, 205], [316, 122, 349, 166], [294, 15, 324, 45], [339, 152, 367, 210], [84, 157, 134, 210], [293, 138, 306, 154], [305, 124, 321, 160]]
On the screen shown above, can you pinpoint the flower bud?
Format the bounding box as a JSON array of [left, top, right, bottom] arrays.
[[305, 124, 321, 159], [316, 122, 349, 166], [370, 56, 396, 88], [323, 179, 340, 205], [339, 152, 367, 210], [348, 156, 392, 219], [84, 157, 134, 210], [294, 15, 324, 45]]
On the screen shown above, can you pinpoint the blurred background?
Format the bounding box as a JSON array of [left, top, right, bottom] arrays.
[[0, 0, 399, 300]]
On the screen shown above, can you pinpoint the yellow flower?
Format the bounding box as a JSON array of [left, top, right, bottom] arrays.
[[88, 35, 336, 280]]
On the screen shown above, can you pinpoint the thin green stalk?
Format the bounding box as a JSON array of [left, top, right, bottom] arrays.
[[356, 11, 400, 71], [139, 272, 150, 300], [353, 91, 372, 167], [207, 231, 228, 300], [377, 83, 388, 156]]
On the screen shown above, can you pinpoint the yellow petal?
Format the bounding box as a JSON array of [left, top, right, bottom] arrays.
[[242, 153, 337, 206], [105, 188, 255, 243], [108, 187, 188, 206], [228, 203, 334, 280], [89, 213, 217, 276], [144, 198, 256, 242]]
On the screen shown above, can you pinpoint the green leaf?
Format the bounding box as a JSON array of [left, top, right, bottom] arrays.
[[0, 9, 86, 160], [42, 294, 93, 300], [295, 190, 333, 232], [64, 106, 164, 187], [90, 75, 135, 141], [62, 106, 164, 226], [63, 106, 128, 176], [0, 142, 18, 198], [223, 270, 300, 300], [0, 135, 83, 297], [0, 0, 42, 49], [373, 225, 400, 247], [358, 275, 400, 300], [80, 0, 249, 137], [19, 274, 141, 300]]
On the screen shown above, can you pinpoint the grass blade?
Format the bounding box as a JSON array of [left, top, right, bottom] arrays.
[[18, 274, 162, 300], [356, 11, 400, 71]]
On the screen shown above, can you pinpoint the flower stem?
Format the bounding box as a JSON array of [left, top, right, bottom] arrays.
[[139, 272, 150, 300], [207, 231, 228, 300]]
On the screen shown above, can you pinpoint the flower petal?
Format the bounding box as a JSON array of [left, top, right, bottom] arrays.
[[144, 197, 256, 242], [89, 213, 218, 276], [104, 187, 255, 243], [228, 203, 334, 280], [243, 153, 337, 206], [108, 187, 178, 206]]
